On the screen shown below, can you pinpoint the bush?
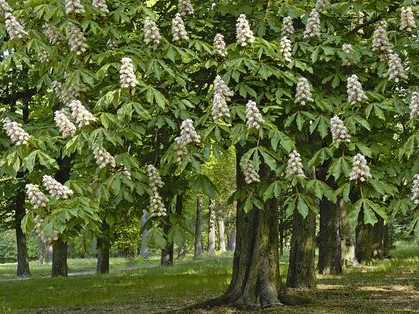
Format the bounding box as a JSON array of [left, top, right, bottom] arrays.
[[0, 230, 40, 263]]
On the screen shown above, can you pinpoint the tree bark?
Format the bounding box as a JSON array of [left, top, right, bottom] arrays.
[[161, 194, 183, 266], [208, 200, 216, 256], [218, 217, 226, 252], [96, 237, 110, 274], [317, 199, 342, 274], [340, 199, 357, 266], [286, 208, 316, 289], [371, 216, 386, 259], [140, 210, 149, 258], [15, 183, 31, 277], [227, 230, 236, 252], [355, 210, 373, 264], [52, 239, 68, 277], [194, 195, 203, 257]]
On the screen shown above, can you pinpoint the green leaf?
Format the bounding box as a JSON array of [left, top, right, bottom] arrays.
[[297, 195, 309, 218]]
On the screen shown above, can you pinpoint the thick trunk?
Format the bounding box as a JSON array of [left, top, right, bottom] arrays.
[[96, 237, 110, 274], [194, 196, 203, 257], [208, 200, 216, 255], [317, 199, 342, 274], [218, 218, 226, 252], [286, 208, 316, 289], [340, 199, 357, 266], [161, 194, 183, 266], [355, 211, 373, 264], [371, 217, 386, 259], [15, 182, 31, 277], [52, 239, 68, 277]]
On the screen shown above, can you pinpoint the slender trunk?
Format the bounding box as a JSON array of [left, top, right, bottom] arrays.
[[383, 220, 390, 257], [194, 195, 203, 257], [15, 184, 31, 277], [227, 230, 236, 252], [140, 210, 149, 258], [340, 199, 357, 266], [355, 210, 373, 264], [218, 217, 226, 252], [208, 200, 216, 256], [371, 216, 389, 259], [317, 199, 342, 274], [96, 237, 110, 274], [52, 239, 68, 277], [286, 208, 316, 289], [161, 194, 183, 266], [279, 205, 285, 257]]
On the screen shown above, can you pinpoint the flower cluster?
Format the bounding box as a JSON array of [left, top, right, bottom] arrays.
[[212, 75, 233, 119], [214, 75, 234, 99], [66, 23, 88, 55], [411, 174, 419, 205], [330, 116, 351, 143], [42, 175, 74, 199], [347, 74, 367, 105], [93, 145, 116, 169], [33, 216, 59, 243], [243, 162, 260, 184], [177, 119, 201, 145], [54, 110, 77, 138], [280, 36, 292, 63], [2, 117, 30, 145], [120, 57, 138, 88], [144, 17, 161, 44], [295, 77, 313, 105], [92, 0, 109, 13], [68, 100, 96, 128], [286, 150, 305, 178], [213, 33, 227, 57], [342, 43, 353, 54], [147, 164, 164, 191], [172, 13, 188, 41], [315, 0, 330, 10], [174, 137, 188, 164], [246, 100, 264, 129], [304, 9, 321, 39], [43, 24, 62, 45], [409, 92, 419, 119], [150, 192, 167, 217], [65, 0, 85, 14], [0, 0, 11, 15], [5, 12, 27, 39], [25, 184, 48, 209], [39, 50, 50, 63], [178, 0, 194, 16], [388, 52, 407, 82], [281, 16, 294, 37], [372, 22, 392, 56], [349, 154, 372, 183], [52, 81, 72, 105], [236, 14, 254, 47], [400, 6, 416, 33]]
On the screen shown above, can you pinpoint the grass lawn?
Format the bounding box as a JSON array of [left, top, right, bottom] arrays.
[[0, 244, 418, 313]]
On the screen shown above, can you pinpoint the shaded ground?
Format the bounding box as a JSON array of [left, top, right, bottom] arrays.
[[0, 246, 418, 313]]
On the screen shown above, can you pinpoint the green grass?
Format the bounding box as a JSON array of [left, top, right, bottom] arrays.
[[0, 244, 418, 313]]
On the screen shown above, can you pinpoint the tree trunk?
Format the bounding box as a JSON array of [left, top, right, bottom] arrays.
[[340, 199, 357, 266], [194, 195, 203, 257], [15, 182, 31, 277], [140, 210, 149, 258], [208, 200, 216, 256], [286, 208, 316, 289], [279, 205, 285, 257], [218, 217, 226, 252], [371, 216, 386, 259], [161, 194, 183, 266], [52, 239, 68, 277], [355, 210, 373, 264], [96, 237, 110, 274], [227, 230, 236, 252], [317, 199, 342, 274]]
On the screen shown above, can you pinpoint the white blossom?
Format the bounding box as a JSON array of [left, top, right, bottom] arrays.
[[304, 9, 321, 39], [93, 145, 116, 169], [178, 0, 194, 16], [174, 138, 187, 164], [372, 22, 392, 56], [144, 17, 161, 44], [349, 154, 371, 182], [5, 13, 27, 39], [246, 100, 264, 129], [66, 23, 88, 55], [42, 175, 74, 199], [388, 52, 407, 82], [213, 33, 227, 57], [147, 164, 164, 191], [280, 36, 292, 63], [172, 13, 188, 41], [212, 93, 230, 120], [281, 16, 294, 37], [92, 0, 109, 14], [286, 150, 305, 179], [347, 74, 367, 105], [400, 6, 416, 33], [25, 184, 48, 209], [316, 0, 330, 10], [52, 81, 72, 105], [342, 43, 353, 54], [177, 119, 201, 145], [409, 92, 419, 119], [43, 24, 62, 45], [120, 57, 138, 88], [150, 191, 167, 217], [0, 0, 11, 15], [411, 174, 419, 205], [213, 75, 234, 100], [295, 77, 313, 105], [236, 14, 255, 47], [2, 117, 30, 145], [65, 0, 85, 14], [39, 50, 50, 63], [54, 110, 77, 138], [68, 99, 96, 128], [330, 116, 351, 143], [243, 162, 260, 184]]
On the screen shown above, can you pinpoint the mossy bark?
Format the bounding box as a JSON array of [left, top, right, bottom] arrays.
[[340, 199, 357, 266], [15, 184, 31, 277], [286, 208, 316, 289]]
